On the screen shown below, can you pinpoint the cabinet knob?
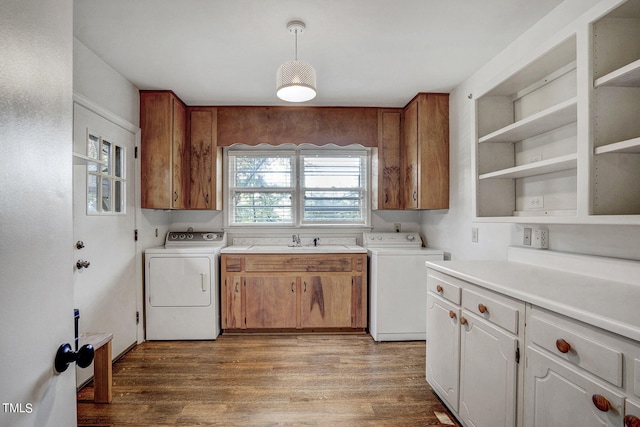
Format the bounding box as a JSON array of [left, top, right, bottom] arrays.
[[234, 282, 239, 292], [174, 191, 179, 202], [555, 338, 571, 354], [625, 415, 640, 427], [436, 285, 443, 293], [478, 303, 488, 314], [460, 316, 468, 325], [592, 394, 610, 412], [449, 310, 456, 319]]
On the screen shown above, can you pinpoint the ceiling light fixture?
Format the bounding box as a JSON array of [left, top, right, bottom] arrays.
[[276, 20, 317, 103]]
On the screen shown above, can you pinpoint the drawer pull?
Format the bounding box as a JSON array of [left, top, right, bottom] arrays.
[[449, 310, 456, 319], [460, 316, 468, 326], [591, 394, 610, 412], [436, 285, 443, 293], [625, 415, 640, 427], [478, 303, 488, 314], [555, 339, 572, 354]]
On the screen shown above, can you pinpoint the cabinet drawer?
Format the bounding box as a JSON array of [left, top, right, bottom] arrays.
[[528, 307, 623, 387], [427, 270, 461, 305], [245, 255, 357, 272], [461, 286, 522, 335]]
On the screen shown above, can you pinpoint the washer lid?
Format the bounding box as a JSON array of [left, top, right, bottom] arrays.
[[362, 232, 423, 248]]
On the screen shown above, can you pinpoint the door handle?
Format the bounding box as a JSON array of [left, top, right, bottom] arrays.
[[201, 273, 206, 292], [55, 343, 94, 373]]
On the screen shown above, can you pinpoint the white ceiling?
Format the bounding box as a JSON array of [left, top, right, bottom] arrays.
[[74, 0, 564, 108]]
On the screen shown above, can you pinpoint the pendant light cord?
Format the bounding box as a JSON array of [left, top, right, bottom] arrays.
[[294, 28, 299, 61]]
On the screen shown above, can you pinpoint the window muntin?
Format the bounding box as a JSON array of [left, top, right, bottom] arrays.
[[86, 131, 126, 215], [228, 152, 295, 225], [227, 147, 368, 227], [300, 152, 367, 224]]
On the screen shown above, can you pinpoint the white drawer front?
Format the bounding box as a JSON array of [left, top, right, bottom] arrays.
[[462, 286, 521, 334], [528, 309, 623, 387], [427, 270, 461, 305]]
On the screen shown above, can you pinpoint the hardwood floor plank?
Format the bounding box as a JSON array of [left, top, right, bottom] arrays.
[[78, 334, 459, 426]]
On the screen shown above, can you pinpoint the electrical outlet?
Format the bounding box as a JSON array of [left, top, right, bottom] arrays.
[[532, 228, 549, 249], [523, 228, 532, 246], [524, 196, 544, 210], [394, 223, 401, 233], [471, 227, 479, 243], [528, 154, 543, 163]]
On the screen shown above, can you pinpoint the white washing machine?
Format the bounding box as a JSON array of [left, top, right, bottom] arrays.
[[364, 232, 444, 342], [145, 231, 226, 340]]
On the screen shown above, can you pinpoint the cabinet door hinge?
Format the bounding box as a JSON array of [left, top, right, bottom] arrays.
[[516, 346, 520, 364], [134, 146, 138, 159], [136, 311, 140, 325], [134, 229, 138, 241]]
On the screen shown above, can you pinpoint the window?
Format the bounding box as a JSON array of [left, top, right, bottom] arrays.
[[86, 131, 126, 215], [227, 147, 369, 226]]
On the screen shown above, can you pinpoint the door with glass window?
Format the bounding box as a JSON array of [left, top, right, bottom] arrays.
[[72, 103, 137, 387]]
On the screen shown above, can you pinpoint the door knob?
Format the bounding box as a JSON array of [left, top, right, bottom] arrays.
[[76, 259, 90, 270], [54, 343, 94, 373]]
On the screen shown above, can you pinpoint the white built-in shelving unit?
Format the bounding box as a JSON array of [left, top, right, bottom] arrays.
[[592, 0, 640, 218], [473, 0, 640, 224]]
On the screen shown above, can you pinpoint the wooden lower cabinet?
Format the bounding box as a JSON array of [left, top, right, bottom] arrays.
[[221, 253, 367, 332]]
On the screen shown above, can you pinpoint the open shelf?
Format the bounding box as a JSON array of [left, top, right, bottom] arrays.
[[479, 97, 577, 144], [594, 58, 640, 88], [479, 154, 577, 180], [595, 136, 640, 155]]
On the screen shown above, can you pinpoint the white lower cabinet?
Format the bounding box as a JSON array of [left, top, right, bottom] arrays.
[[426, 268, 640, 427], [459, 311, 518, 427], [426, 270, 524, 427]]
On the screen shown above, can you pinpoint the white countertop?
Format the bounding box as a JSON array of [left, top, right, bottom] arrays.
[[221, 245, 367, 254], [425, 257, 640, 342]]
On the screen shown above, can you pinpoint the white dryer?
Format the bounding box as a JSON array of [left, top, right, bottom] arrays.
[[364, 232, 444, 342], [145, 231, 226, 340]]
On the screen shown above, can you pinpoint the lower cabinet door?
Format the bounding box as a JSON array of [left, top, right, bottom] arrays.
[[524, 346, 625, 427], [459, 311, 518, 427], [244, 276, 297, 328], [300, 275, 352, 328], [426, 292, 461, 412]]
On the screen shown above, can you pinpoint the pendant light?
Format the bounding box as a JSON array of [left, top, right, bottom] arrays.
[[276, 20, 317, 103]]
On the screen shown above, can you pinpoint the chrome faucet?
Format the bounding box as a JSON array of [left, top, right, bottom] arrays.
[[292, 234, 301, 246]]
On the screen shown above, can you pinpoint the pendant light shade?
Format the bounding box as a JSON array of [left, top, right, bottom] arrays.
[[276, 21, 317, 102]]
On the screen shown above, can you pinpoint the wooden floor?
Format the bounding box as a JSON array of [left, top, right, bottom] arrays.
[[77, 334, 459, 426]]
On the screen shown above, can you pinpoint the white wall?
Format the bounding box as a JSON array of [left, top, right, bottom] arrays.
[[73, 39, 140, 127], [0, 0, 77, 425], [421, 0, 640, 262]]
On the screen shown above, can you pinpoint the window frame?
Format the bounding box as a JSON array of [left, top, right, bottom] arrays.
[[225, 145, 370, 228], [86, 129, 127, 216]]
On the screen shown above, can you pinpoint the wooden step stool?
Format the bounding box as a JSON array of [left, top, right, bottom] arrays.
[[79, 332, 113, 403]]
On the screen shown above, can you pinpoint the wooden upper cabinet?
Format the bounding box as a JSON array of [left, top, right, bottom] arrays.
[[188, 108, 222, 210], [402, 93, 449, 210], [140, 91, 189, 209], [372, 109, 403, 210]]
